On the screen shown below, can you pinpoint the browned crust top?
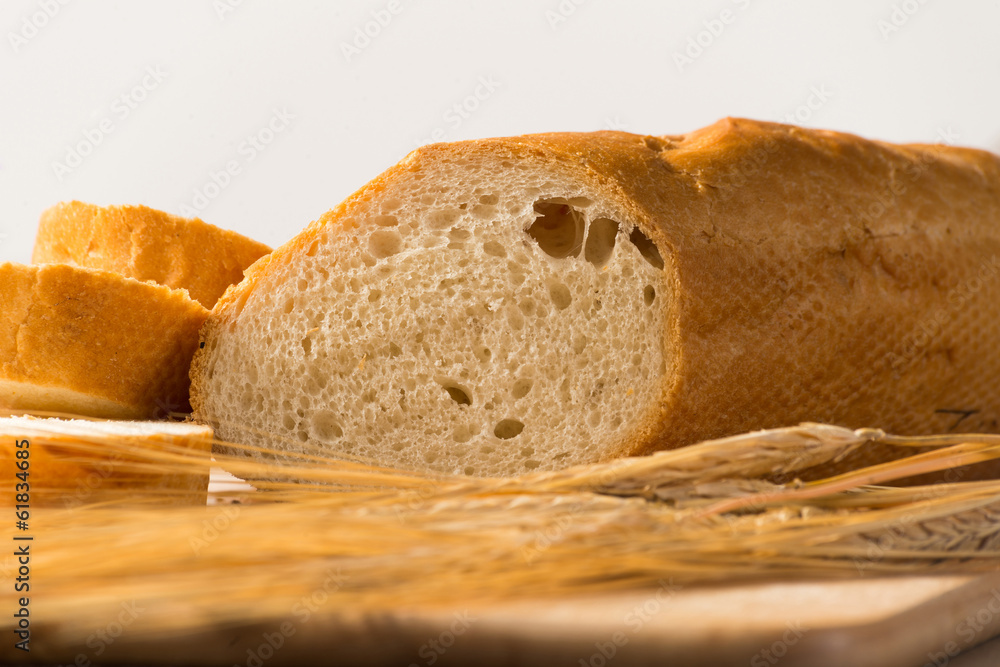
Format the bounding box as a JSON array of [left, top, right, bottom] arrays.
[[33, 201, 272, 308]]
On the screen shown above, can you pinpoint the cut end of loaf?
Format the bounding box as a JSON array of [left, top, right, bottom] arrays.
[[194, 146, 672, 477]]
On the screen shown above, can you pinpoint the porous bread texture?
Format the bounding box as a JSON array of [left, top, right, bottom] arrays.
[[33, 201, 271, 308], [194, 118, 1000, 481], [0, 263, 209, 419], [194, 154, 670, 477], [0, 416, 212, 506]]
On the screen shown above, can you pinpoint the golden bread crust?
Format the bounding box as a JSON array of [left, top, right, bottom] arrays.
[[33, 201, 271, 308], [1, 263, 208, 419], [192, 118, 1000, 471]]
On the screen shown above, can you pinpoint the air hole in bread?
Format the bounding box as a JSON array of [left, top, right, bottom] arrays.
[[472, 204, 498, 219], [479, 194, 499, 205], [494, 419, 524, 439], [547, 281, 572, 310], [585, 217, 619, 268], [310, 410, 344, 439], [369, 230, 403, 259], [507, 306, 525, 330], [527, 200, 585, 259], [474, 345, 492, 362], [439, 381, 472, 406], [301, 337, 312, 355], [643, 285, 656, 306], [427, 209, 462, 230], [512, 378, 533, 399], [629, 227, 664, 269], [483, 240, 506, 258], [380, 197, 403, 212], [373, 215, 399, 227]]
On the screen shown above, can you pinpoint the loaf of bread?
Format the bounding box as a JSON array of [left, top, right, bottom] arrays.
[[191, 118, 1000, 477], [0, 416, 212, 506], [33, 201, 271, 308], [0, 263, 208, 419]]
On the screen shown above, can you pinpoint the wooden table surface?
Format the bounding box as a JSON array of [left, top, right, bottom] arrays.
[[19, 571, 1000, 666]]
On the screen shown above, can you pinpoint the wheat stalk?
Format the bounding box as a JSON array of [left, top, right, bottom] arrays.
[[6, 422, 1000, 645]]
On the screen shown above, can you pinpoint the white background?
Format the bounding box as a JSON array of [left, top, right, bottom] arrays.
[[1, 0, 998, 263]]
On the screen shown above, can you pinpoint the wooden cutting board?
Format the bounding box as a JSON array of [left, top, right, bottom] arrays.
[[22, 572, 1000, 666]]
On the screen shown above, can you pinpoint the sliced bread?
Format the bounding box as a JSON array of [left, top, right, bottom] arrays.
[[190, 118, 1000, 477], [0, 263, 208, 419], [0, 416, 212, 506], [33, 201, 271, 308]]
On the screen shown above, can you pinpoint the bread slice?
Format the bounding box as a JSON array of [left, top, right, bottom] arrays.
[[190, 118, 1000, 477], [33, 201, 271, 308], [0, 263, 208, 419], [0, 416, 212, 506]]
